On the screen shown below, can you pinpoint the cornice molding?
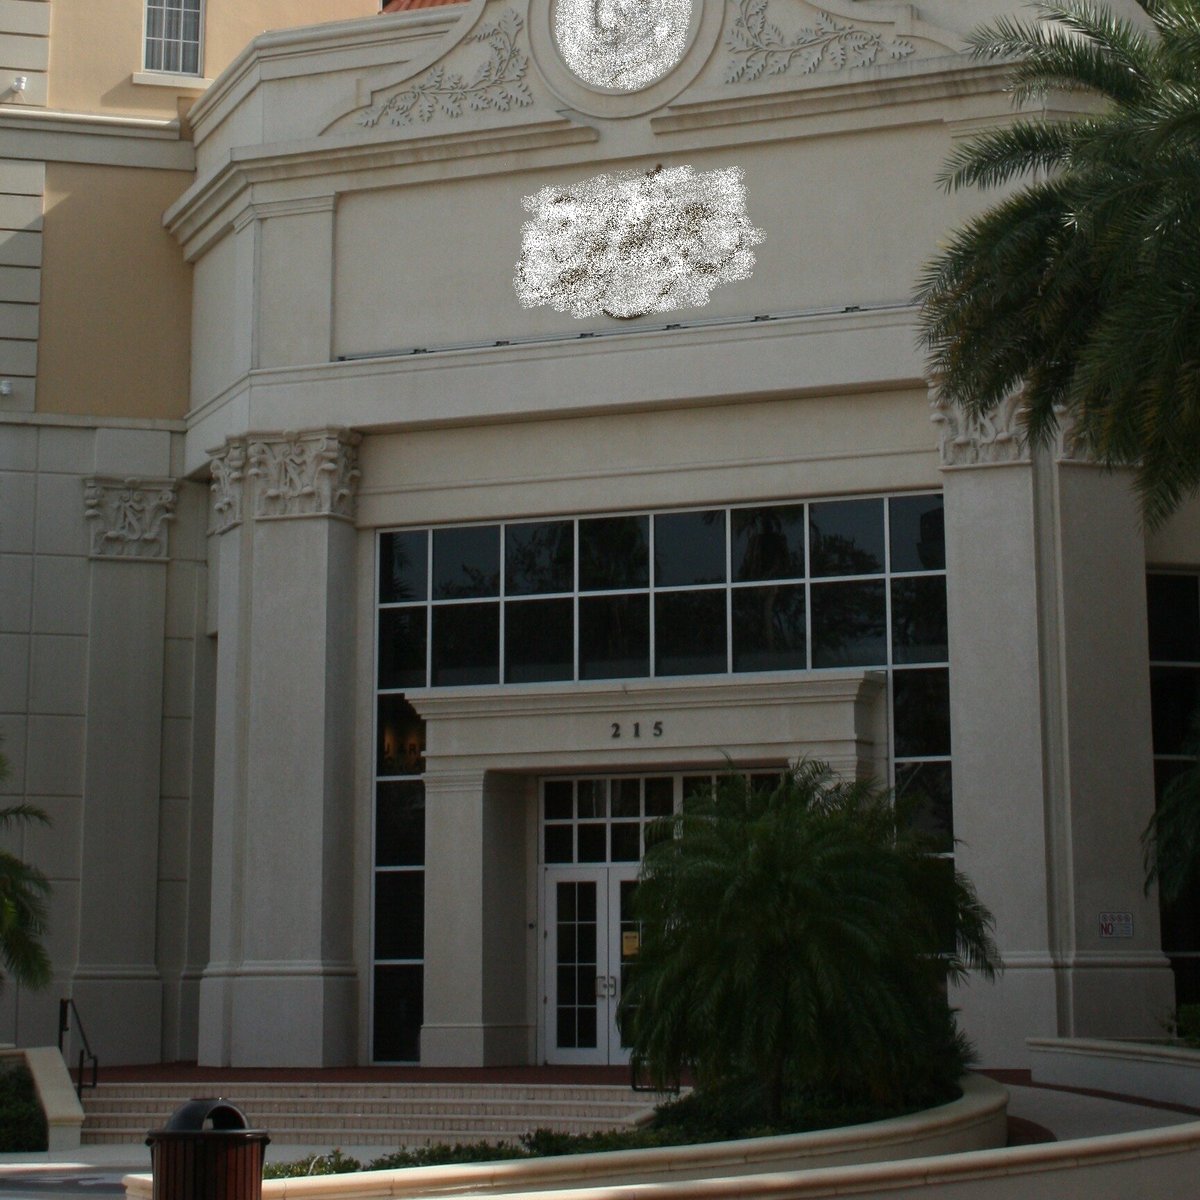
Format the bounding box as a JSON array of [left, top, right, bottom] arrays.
[[0, 107, 194, 171], [165, 118, 597, 260]]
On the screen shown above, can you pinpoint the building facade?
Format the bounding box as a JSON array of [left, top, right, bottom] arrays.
[[1, 0, 1195, 1069]]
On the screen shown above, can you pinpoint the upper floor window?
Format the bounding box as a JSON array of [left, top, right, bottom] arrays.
[[145, 0, 203, 75]]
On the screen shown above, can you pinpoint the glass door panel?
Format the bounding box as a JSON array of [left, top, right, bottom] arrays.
[[546, 868, 609, 1065]]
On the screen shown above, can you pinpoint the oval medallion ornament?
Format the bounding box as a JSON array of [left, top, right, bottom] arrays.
[[554, 0, 694, 91]]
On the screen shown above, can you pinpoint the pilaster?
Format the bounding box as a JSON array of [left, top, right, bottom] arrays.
[[198, 428, 361, 1067], [935, 394, 1172, 1065], [72, 475, 177, 1064]]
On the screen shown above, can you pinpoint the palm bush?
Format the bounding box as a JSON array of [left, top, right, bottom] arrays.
[[0, 743, 52, 992], [917, 0, 1200, 526], [617, 761, 999, 1124]]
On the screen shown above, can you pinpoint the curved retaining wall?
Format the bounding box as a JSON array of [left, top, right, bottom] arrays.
[[1028, 1036, 1200, 1109], [126, 1075, 1006, 1200]]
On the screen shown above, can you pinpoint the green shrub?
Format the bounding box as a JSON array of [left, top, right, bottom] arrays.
[[262, 1149, 364, 1178], [618, 761, 999, 1120], [0, 1061, 48, 1152]]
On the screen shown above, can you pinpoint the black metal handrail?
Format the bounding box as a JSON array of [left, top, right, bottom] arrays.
[[57, 998, 98, 1100]]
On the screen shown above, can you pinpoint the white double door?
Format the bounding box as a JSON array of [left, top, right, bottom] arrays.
[[544, 865, 639, 1065]]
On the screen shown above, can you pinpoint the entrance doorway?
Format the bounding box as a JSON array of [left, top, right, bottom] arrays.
[[539, 774, 679, 1066], [544, 865, 639, 1065]]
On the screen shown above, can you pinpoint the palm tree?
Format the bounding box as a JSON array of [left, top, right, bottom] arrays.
[[0, 743, 52, 991], [617, 761, 999, 1123], [916, 0, 1200, 527]]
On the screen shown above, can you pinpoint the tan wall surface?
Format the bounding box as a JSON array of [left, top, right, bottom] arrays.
[[47, 0, 378, 118], [37, 161, 192, 418]]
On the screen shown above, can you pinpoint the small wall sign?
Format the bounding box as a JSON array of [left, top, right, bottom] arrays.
[[1099, 912, 1134, 938], [609, 720, 663, 739]]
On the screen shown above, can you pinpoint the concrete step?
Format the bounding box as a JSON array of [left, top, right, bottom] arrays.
[[81, 1081, 660, 1147]]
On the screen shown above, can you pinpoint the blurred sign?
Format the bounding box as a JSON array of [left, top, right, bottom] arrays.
[[1099, 912, 1133, 938]]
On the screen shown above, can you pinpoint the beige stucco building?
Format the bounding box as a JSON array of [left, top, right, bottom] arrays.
[[1, 0, 1196, 1070]]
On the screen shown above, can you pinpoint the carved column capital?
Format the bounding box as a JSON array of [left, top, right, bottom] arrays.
[[208, 428, 362, 529], [930, 391, 1030, 468], [246, 429, 362, 521], [208, 438, 248, 534], [83, 477, 178, 561]]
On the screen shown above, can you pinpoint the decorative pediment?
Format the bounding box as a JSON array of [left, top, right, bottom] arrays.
[[325, 0, 966, 135]]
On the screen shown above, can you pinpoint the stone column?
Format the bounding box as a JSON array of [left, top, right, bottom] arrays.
[[71, 476, 177, 1064], [198, 429, 361, 1066], [936, 397, 1173, 1066], [421, 768, 529, 1066]]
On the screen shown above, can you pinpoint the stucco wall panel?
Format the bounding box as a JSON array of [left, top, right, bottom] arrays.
[[38, 163, 192, 418], [332, 127, 957, 357]]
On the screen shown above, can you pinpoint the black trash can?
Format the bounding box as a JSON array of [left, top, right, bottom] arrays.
[[146, 1099, 271, 1200]]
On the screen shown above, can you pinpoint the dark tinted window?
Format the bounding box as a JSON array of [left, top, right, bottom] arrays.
[[891, 576, 948, 665], [432, 525, 500, 598], [732, 505, 805, 581], [811, 580, 887, 667], [579, 516, 649, 591], [373, 964, 423, 1061], [656, 590, 727, 676], [889, 495, 945, 573], [732, 584, 806, 672], [894, 761, 953, 853], [1148, 574, 1200, 662], [380, 531, 427, 603], [375, 781, 425, 866], [377, 695, 425, 776], [506, 597, 573, 683], [506, 521, 573, 596], [579, 593, 649, 679], [378, 607, 427, 689], [655, 510, 726, 586], [893, 668, 951, 757], [431, 602, 499, 685], [810, 499, 885, 576], [374, 871, 424, 960]]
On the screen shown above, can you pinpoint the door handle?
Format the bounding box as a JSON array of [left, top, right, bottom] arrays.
[[593, 975, 617, 999], [607, 975, 617, 997]]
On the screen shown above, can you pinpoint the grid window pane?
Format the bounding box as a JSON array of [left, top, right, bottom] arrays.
[[811, 580, 887, 667], [810, 499, 885, 577], [374, 871, 424, 960], [145, 0, 202, 74], [655, 510, 726, 586], [656, 590, 727, 676], [506, 521, 573, 595], [580, 594, 649, 679], [890, 576, 948, 665], [1151, 668, 1200, 754], [505, 597, 573, 683], [375, 781, 425, 867], [380, 531, 428, 603], [893, 668, 951, 757], [544, 780, 573, 820], [579, 516, 649, 590], [378, 607, 427, 689], [732, 505, 805, 581], [894, 761, 953, 852], [373, 965, 423, 1062], [732, 584, 806, 672], [433, 526, 500, 598], [431, 602, 499, 686], [1148, 575, 1200, 663], [889, 495, 945, 573], [377, 696, 425, 777]]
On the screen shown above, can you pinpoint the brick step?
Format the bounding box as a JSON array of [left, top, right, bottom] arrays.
[[80, 1081, 661, 1147], [83, 1127, 617, 1148], [87, 1104, 638, 1123], [85, 1085, 638, 1103]]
